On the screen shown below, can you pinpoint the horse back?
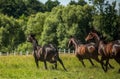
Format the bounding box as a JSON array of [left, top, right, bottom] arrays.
[[104, 41, 120, 57], [42, 44, 59, 62], [104, 43, 113, 56], [77, 43, 96, 55]]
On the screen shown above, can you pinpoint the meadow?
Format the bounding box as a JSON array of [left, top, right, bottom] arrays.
[[0, 54, 120, 79]]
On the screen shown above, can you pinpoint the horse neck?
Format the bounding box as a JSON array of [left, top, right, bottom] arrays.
[[94, 34, 100, 47], [98, 41, 106, 53], [71, 39, 79, 50], [32, 38, 39, 51]]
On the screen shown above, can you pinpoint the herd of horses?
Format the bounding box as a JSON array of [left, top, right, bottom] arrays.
[[27, 31, 120, 73]]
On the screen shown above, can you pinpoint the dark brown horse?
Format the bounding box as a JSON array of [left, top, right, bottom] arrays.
[[27, 34, 67, 71], [85, 31, 120, 72], [68, 36, 100, 67]]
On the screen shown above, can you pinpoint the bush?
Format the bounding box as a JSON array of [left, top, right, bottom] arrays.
[[16, 42, 32, 54]]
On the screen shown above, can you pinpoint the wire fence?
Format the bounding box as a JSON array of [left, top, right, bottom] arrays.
[[0, 49, 75, 56]]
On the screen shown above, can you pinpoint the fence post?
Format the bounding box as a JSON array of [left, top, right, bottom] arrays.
[[64, 49, 66, 54], [20, 51, 22, 56], [59, 49, 61, 54], [26, 51, 29, 56], [14, 51, 16, 56], [68, 49, 70, 54], [73, 50, 75, 54], [7, 52, 9, 56]]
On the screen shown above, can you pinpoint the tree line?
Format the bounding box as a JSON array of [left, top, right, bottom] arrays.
[[0, 0, 120, 53]]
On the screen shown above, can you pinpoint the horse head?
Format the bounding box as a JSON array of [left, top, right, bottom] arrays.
[[68, 36, 79, 49], [27, 34, 36, 42], [85, 32, 96, 41], [27, 34, 38, 51], [85, 31, 101, 42]]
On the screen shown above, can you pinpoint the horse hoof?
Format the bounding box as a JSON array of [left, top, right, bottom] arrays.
[[103, 69, 107, 73]]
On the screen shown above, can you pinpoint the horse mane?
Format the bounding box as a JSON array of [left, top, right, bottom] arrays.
[[91, 30, 109, 44], [70, 35, 82, 44]]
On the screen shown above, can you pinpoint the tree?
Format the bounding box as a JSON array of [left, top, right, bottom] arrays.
[[55, 5, 93, 48], [0, 0, 27, 18], [69, 0, 77, 5], [0, 14, 25, 52], [45, 0, 60, 11], [78, 0, 87, 6], [69, 0, 87, 6], [92, 0, 120, 41], [25, 0, 45, 15], [26, 12, 48, 35], [40, 13, 59, 46], [0, 0, 46, 18]]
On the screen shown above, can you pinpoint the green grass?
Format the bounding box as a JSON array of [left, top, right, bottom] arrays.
[[0, 54, 120, 79]]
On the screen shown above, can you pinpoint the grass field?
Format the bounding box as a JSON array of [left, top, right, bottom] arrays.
[[0, 54, 120, 79]]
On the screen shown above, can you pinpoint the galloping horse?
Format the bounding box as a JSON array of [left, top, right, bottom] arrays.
[[85, 31, 120, 72], [27, 34, 67, 71], [68, 36, 100, 67]]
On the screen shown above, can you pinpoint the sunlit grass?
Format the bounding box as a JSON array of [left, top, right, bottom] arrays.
[[0, 54, 120, 79]]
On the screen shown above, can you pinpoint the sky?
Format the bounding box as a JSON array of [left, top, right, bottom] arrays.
[[39, 0, 120, 6]]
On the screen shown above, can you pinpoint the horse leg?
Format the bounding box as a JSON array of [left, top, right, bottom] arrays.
[[44, 61, 48, 69], [88, 59, 94, 66], [33, 53, 39, 68], [104, 58, 109, 72], [76, 55, 86, 67], [51, 61, 57, 69], [101, 57, 114, 69], [93, 56, 103, 68], [35, 59, 39, 68], [79, 59, 86, 67], [58, 57, 67, 71], [93, 56, 101, 63], [54, 61, 57, 69], [100, 57, 106, 72], [108, 62, 114, 69]]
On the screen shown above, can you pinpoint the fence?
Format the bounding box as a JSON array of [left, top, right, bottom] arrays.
[[0, 49, 75, 56]]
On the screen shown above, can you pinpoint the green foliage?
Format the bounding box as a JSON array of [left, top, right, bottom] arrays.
[[0, 0, 120, 52], [0, 0, 49, 18], [24, 0, 46, 15], [25, 5, 94, 48], [69, 0, 87, 6], [26, 12, 49, 46], [45, 0, 60, 11], [16, 42, 32, 53], [92, 0, 119, 41], [40, 13, 59, 45], [26, 12, 48, 35], [0, 14, 25, 52], [0, 0, 27, 18]]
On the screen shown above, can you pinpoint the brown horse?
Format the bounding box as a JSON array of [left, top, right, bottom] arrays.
[[68, 36, 100, 67], [27, 34, 67, 71], [85, 31, 120, 72]]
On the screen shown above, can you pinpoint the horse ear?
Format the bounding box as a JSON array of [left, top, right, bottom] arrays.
[[30, 33, 36, 37], [91, 29, 97, 33], [70, 35, 73, 38]]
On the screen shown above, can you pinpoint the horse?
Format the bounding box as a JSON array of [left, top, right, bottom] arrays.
[[27, 34, 67, 71], [68, 36, 100, 67], [85, 31, 120, 72]]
